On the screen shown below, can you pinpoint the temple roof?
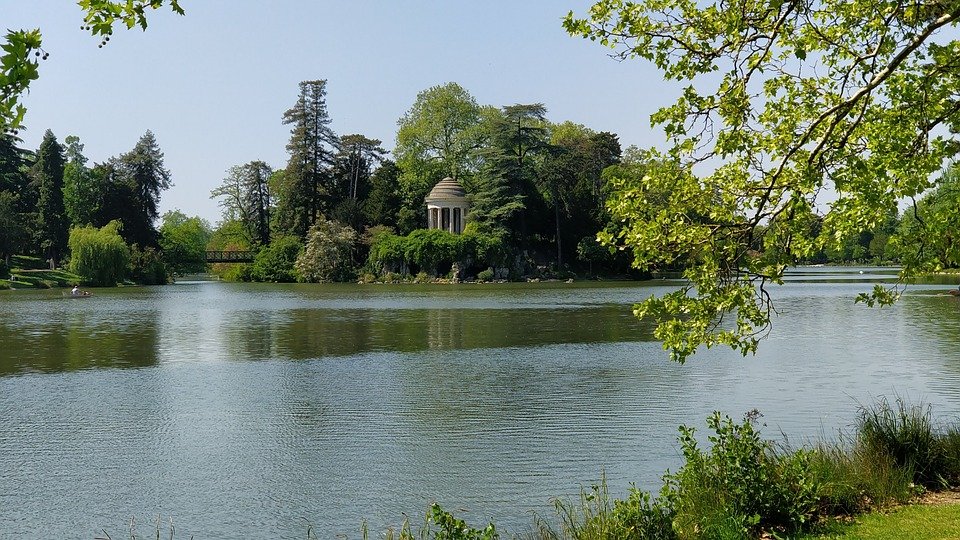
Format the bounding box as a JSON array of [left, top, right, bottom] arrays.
[[425, 177, 467, 203]]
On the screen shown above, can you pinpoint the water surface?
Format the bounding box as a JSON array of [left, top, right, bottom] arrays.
[[2, 271, 960, 538]]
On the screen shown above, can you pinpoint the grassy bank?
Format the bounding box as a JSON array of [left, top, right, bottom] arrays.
[[0, 255, 82, 290], [801, 499, 960, 539]]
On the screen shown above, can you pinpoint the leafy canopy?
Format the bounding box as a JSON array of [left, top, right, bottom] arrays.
[[565, 0, 960, 362]]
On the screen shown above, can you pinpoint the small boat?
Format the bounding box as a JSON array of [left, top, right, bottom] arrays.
[[63, 290, 93, 298]]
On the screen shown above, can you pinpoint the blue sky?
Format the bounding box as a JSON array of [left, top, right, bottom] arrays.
[[4, 1, 670, 225]]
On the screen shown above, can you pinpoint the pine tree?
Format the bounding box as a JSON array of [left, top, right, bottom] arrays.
[[117, 130, 172, 247], [278, 80, 338, 238], [35, 129, 67, 266], [94, 131, 172, 248]]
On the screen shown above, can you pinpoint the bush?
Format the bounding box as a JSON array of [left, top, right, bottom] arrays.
[[68, 221, 130, 286], [938, 427, 960, 486], [296, 218, 357, 283], [367, 229, 509, 278], [218, 263, 252, 282], [367, 229, 407, 274], [129, 245, 168, 285], [250, 236, 302, 282], [666, 411, 818, 538], [477, 268, 494, 282], [403, 229, 464, 275], [426, 504, 498, 540]]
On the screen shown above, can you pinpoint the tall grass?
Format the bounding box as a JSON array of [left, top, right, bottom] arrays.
[[856, 397, 949, 488], [527, 478, 674, 540]]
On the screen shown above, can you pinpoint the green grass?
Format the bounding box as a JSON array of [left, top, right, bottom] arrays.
[[7, 268, 81, 288], [802, 503, 960, 539], [10, 254, 46, 270]]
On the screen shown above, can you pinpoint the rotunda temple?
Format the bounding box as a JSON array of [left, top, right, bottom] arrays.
[[425, 177, 468, 234]]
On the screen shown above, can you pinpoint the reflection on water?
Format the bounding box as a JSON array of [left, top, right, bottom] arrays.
[[2, 273, 960, 538]]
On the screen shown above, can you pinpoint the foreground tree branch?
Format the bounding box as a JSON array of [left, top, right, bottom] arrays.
[[566, 0, 960, 362]]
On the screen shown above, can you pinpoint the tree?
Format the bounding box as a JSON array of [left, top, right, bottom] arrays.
[[336, 134, 386, 201], [0, 191, 27, 265], [111, 130, 172, 248], [363, 160, 402, 229], [330, 134, 386, 231], [467, 154, 525, 240], [250, 236, 302, 282], [1, 1, 184, 133], [0, 134, 32, 262], [540, 122, 622, 266], [894, 164, 960, 269], [0, 134, 30, 195], [565, 0, 960, 362], [159, 210, 211, 274], [295, 217, 358, 283], [34, 130, 68, 266], [68, 220, 129, 286], [277, 80, 338, 238], [477, 104, 550, 247], [62, 135, 101, 227], [211, 161, 273, 247]]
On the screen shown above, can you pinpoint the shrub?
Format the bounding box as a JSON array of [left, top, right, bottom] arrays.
[[296, 217, 358, 283], [129, 244, 168, 285], [611, 488, 676, 540], [938, 426, 960, 485], [367, 230, 407, 274], [477, 268, 494, 282], [666, 411, 818, 538], [68, 221, 130, 286], [427, 504, 498, 540], [250, 236, 302, 282], [403, 229, 464, 274], [219, 263, 252, 282]]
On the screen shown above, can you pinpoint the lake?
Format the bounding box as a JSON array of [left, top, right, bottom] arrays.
[[2, 268, 960, 538]]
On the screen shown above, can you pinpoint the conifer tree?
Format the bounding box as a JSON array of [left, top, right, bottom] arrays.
[[35, 129, 67, 266], [278, 80, 338, 238], [119, 130, 171, 247]]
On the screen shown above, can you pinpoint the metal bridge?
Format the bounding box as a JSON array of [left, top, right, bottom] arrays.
[[205, 250, 254, 263]]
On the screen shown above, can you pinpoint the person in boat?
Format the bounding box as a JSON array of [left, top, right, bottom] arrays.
[[70, 285, 90, 297]]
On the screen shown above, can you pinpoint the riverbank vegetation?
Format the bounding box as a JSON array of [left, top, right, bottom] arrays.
[[362, 398, 960, 540]]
